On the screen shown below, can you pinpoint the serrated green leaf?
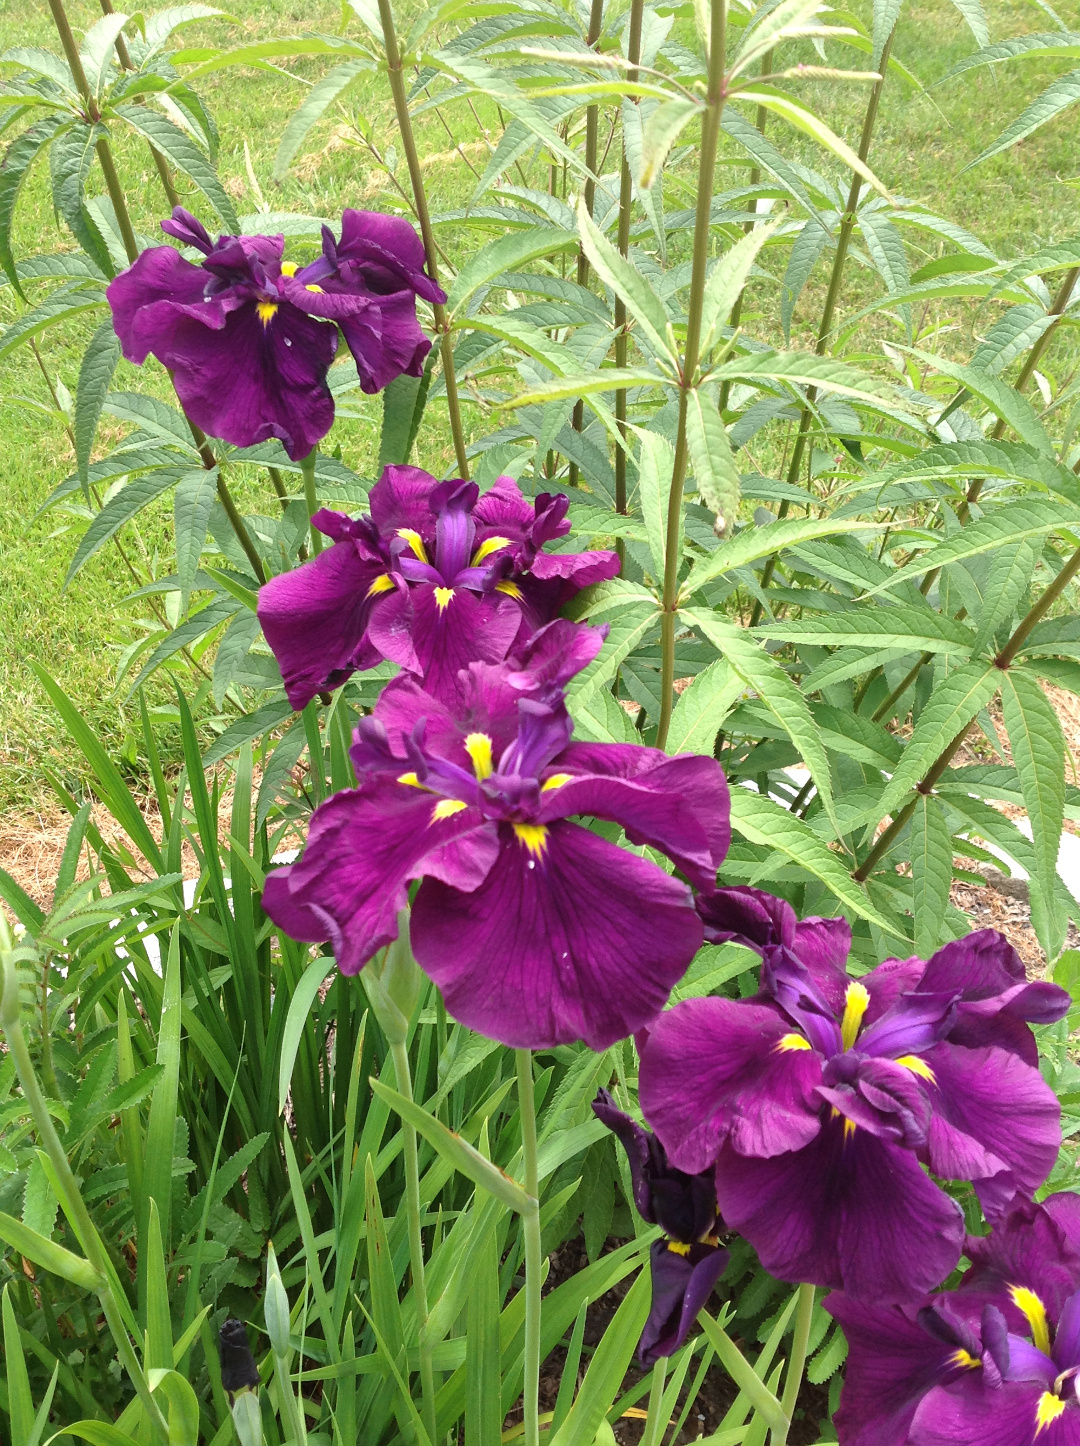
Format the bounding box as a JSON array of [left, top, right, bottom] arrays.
[[734, 91, 892, 200], [666, 660, 743, 755], [173, 466, 218, 611], [577, 197, 676, 366], [447, 225, 577, 316], [875, 661, 999, 818], [970, 539, 1039, 654], [700, 224, 777, 359], [910, 793, 953, 957], [685, 608, 840, 833], [686, 385, 740, 535], [567, 604, 660, 708], [1000, 668, 1067, 954], [74, 320, 120, 494], [908, 348, 1051, 453], [203, 696, 294, 767], [966, 68, 1080, 170], [754, 605, 976, 655], [680, 517, 878, 599], [866, 500, 1080, 597], [0, 283, 106, 359], [638, 95, 700, 189], [508, 366, 664, 407], [636, 429, 677, 580], [273, 57, 371, 180], [112, 105, 239, 231], [728, 787, 903, 936], [0, 112, 72, 293], [66, 467, 189, 584], [79, 12, 128, 97]]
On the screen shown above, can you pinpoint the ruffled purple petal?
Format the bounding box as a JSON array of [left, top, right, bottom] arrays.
[[638, 996, 824, 1174], [639, 1239, 728, 1366], [911, 1381, 1080, 1446], [506, 618, 607, 691], [919, 1042, 1061, 1196], [818, 1055, 932, 1149], [960, 1195, 1080, 1333], [825, 1293, 981, 1446], [107, 244, 216, 363], [859, 955, 930, 1028], [858, 991, 960, 1058], [262, 779, 499, 974], [714, 1119, 965, 1302], [472, 476, 537, 539], [171, 300, 337, 459], [336, 208, 445, 303], [368, 465, 441, 540], [375, 583, 522, 695], [538, 752, 730, 893], [410, 818, 703, 1050], [919, 931, 1069, 1064], [513, 550, 621, 631], [337, 290, 433, 391], [258, 540, 389, 709]]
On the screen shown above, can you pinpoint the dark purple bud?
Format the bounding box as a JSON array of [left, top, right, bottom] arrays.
[[218, 1317, 259, 1395]]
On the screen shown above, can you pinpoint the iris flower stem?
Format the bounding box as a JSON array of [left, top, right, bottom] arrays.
[[0, 935, 170, 1446], [375, 0, 470, 481], [854, 537, 1080, 880], [516, 1048, 543, 1446], [771, 1282, 815, 1446], [300, 448, 324, 556], [640, 1356, 668, 1446], [749, 25, 896, 627], [656, 0, 727, 751], [389, 1039, 437, 1446], [613, 0, 645, 544]]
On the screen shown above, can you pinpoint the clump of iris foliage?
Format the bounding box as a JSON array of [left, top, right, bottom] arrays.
[[4, 0, 1080, 1443]]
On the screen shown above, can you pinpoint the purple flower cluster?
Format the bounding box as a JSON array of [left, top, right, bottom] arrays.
[[112, 206, 1077, 1397], [108, 207, 443, 459]]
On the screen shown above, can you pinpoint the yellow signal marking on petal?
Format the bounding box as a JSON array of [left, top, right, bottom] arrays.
[[397, 772, 425, 789], [305, 283, 324, 293], [495, 579, 523, 599], [1010, 1286, 1052, 1356], [396, 528, 429, 562], [434, 586, 455, 612], [1036, 1392, 1067, 1434], [666, 1240, 692, 1257], [896, 1054, 937, 1083], [256, 301, 278, 326], [843, 1118, 857, 1141], [840, 981, 871, 1051], [280, 261, 299, 277], [471, 535, 512, 565], [541, 773, 573, 792], [366, 573, 395, 598], [431, 799, 468, 823], [513, 823, 549, 858], [775, 1033, 812, 1053], [950, 1349, 981, 1370], [464, 732, 494, 780]]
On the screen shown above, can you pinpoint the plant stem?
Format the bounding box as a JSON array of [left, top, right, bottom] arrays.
[[614, 0, 645, 537], [854, 541, 1080, 880], [97, 0, 184, 211], [771, 1283, 815, 1446], [641, 1356, 668, 1446], [389, 1039, 437, 1446], [751, 25, 896, 622], [0, 942, 170, 1446], [516, 1048, 543, 1446], [300, 448, 324, 556], [656, 0, 727, 750], [375, 0, 470, 479], [568, 0, 607, 485]]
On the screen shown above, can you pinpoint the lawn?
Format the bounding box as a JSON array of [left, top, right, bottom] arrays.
[[1, 0, 1078, 814]]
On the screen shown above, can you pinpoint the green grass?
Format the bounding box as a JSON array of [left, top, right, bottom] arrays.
[[1, 0, 1078, 811]]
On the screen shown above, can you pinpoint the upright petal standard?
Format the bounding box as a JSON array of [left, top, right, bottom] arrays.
[[262, 623, 730, 1049], [638, 888, 1067, 1302], [257, 467, 620, 708]]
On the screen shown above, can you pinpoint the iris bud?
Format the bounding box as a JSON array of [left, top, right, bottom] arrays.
[[264, 1245, 291, 1359], [362, 912, 420, 1045]]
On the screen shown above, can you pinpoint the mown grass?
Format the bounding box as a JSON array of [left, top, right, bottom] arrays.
[[1, 0, 1077, 811]]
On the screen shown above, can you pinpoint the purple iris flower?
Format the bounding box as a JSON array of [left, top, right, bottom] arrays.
[[825, 1191, 1080, 1446], [261, 622, 730, 1049], [638, 888, 1066, 1303], [257, 464, 620, 709], [593, 1088, 728, 1365], [277, 209, 445, 393], [107, 207, 443, 461]]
